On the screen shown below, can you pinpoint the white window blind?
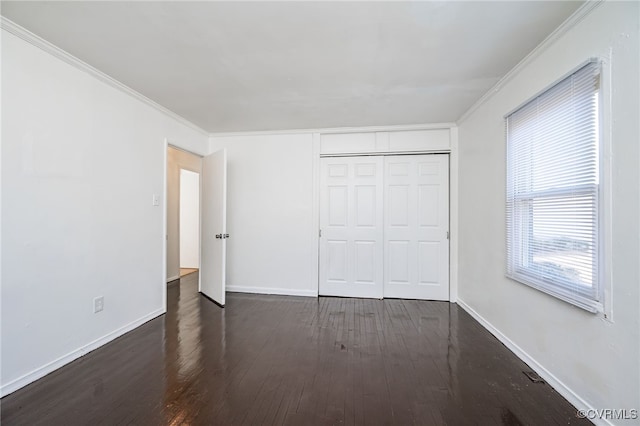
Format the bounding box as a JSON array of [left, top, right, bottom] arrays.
[[506, 60, 601, 312]]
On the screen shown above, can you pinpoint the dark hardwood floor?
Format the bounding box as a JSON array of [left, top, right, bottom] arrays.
[[1, 273, 588, 425]]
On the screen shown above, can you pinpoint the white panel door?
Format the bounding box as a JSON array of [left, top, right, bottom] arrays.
[[384, 154, 449, 300], [319, 157, 384, 298], [200, 148, 227, 306]]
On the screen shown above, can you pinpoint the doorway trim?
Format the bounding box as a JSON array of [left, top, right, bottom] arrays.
[[162, 139, 205, 313]]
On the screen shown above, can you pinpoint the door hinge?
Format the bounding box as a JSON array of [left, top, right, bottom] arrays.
[[446, 231, 450, 240], [319, 229, 322, 238]]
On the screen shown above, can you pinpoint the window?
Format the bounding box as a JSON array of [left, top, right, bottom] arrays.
[[506, 60, 601, 312]]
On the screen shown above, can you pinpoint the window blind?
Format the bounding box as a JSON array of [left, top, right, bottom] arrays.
[[506, 60, 601, 312]]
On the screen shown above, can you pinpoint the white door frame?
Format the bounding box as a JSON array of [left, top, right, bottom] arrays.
[[314, 144, 458, 303], [162, 140, 204, 313]]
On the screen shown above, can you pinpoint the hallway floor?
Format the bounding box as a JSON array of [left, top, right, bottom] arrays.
[[180, 267, 198, 277], [1, 273, 587, 425]]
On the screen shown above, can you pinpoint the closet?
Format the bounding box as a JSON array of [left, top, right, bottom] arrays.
[[318, 130, 450, 300]]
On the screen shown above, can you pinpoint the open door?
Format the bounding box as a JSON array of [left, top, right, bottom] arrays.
[[199, 148, 227, 306]]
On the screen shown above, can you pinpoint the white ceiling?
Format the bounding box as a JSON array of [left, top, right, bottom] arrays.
[[2, 1, 582, 133]]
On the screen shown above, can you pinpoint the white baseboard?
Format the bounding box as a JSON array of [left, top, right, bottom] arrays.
[[227, 285, 317, 298], [0, 308, 165, 398], [166, 275, 180, 283], [457, 299, 609, 426]]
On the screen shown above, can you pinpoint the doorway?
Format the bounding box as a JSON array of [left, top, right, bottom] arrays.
[[166, 146, 202, 283], [164, 143, 228, 308]]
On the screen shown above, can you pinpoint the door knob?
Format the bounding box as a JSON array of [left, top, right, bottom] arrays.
[[215, 234, 222, 239], [224, 234, 229, 239]]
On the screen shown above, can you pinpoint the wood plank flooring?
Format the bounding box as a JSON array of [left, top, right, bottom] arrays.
[[1, 273, 588, 425]]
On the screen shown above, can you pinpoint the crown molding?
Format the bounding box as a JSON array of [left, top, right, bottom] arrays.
[[1, 17, 209, 137], [209, 122, 457, 138], [6, 0, 599, 138], [456, 0, 604, 125]]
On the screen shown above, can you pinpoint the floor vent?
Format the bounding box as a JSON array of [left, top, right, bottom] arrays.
[[523, 371, 545, 383]]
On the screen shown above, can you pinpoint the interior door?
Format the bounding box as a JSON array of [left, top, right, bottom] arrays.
[[319, 156, 384, 298], [383, 154, 449, 300], [200, 148, 227, 306]]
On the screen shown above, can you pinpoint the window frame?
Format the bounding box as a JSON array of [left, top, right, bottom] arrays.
[[504, 58, 605, 314]]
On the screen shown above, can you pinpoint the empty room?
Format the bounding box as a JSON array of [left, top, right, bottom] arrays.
[[1, 1, 638, 425]]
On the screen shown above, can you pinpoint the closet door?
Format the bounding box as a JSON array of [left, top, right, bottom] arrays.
[[319, 157, 384, 298], [384, 154, 449, 300]]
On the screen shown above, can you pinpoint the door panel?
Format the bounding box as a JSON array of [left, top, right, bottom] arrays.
[[319, 157, 384, 298], [327, 240, 348, 282], [418, 184, 440, 226], [388, 185, 410, 226], [388, 240, 410, 284], [200, 148, 227, 306], [384, 154, 449, 300], [328, 186, 348, 226], [355, 186, 376, 226], [354, 241, 376, 283], [418, 242, 440, 284]]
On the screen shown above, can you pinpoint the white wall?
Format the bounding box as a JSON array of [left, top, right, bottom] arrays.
[[180, 169, 200, 269], [457, 2, 639, 420], [210, 134, 317, 297], [1, 30, 208, 395], [166, 147, 202, 280]]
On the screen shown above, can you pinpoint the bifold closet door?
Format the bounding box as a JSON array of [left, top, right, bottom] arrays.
[[319, 157, 384, 298], [384, 154, 449, 300]]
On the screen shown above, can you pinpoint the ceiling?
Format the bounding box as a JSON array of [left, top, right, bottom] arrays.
[[2, 1, 582, 133]]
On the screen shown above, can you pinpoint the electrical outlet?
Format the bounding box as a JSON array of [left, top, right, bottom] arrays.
[[94, 296, 104, 313]]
